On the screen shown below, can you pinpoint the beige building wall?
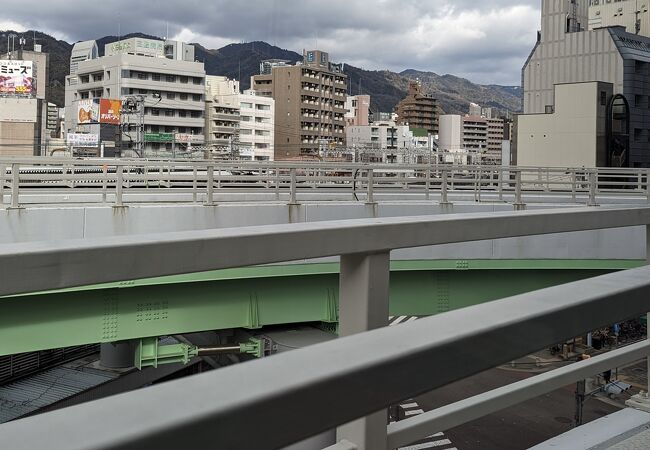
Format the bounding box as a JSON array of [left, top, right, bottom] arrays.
[[517, 81, 612, 167], [438, 115, 463, 151], [523, 27, 623, 114], [589, 0, 650, 37]]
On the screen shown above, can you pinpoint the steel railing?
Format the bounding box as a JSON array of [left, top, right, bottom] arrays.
[[0, 157, 649, 207], [0, 207, 649, 450]]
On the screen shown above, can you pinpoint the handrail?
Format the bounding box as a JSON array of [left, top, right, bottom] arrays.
[[1, 265, 650, 450], [1, 159, 648, 208], [0, 207, 649, 450], [387, 340, 650, 448], [1, 207, 649, 297]]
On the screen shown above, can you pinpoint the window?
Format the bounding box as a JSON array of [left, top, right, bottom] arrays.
[[92, 73, 103, 82], [255, 117, 270, 124], [240, 129, 252, 135], [166, 75, 175, 83], [256, 104, 271, 111], [180, 93, 188, 100], [150, 125, 159, 132], [105, 88, 111, 97], [193, 94, 202, 101], [255, 130, 270, 136], [179, 127, 186, 133], [635, 128, 643, 142], [193, 77, 202, 85], [190, 111, 202, 118], [241, 115, 252, 122], [180, 76, 188, 84], [165, 109, 174, 117], [178, 110, 187, 118], [139, 89, 147, 94], [138, 72, 148, 80], [80, 75, 89, 83], [152, 74, 161, 81], [151, 109, 160, 116], [635, 95, 643, 107], [165, 126, 174, 133], [241, 102, 253, 109], [80, 91, 89, 99], [600, 91, 607, 106], [167, 92, 176, 100]]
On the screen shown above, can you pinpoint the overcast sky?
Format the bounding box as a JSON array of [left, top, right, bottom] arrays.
[[0, 0, 541, 86]]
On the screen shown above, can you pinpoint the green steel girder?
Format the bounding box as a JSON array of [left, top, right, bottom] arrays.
[[0, 260, 643, 356]]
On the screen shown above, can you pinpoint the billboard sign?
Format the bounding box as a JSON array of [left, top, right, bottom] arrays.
[[174, 133, 203, 144], [99, 99, 122, 125], [78, 99, 100, 124], [67, 133, 99, 147], [0, 60, 35, 96], [144, 133, 173, 143]]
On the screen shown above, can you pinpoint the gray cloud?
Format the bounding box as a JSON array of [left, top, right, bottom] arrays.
[[1, 0, 542, 85]]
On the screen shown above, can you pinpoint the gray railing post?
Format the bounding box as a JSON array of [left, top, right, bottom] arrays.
[[513, 170, 525, 210], [587, 171, 598, 207], [192, 166, 198, 203], [0, 164, 6, 206], [115, 165, 124, 207], [440, 169, 451, 206], [10, 163, 20, 209], [289, 168, 298, 205], [366, 169, 375, 204], [101, 165, 108, 204], [646, 170, 650, 204], [497, 169, 503, 201], [275, 169, 281, 201], [571, 170, 577, 203], [206, 165, 215, 206], [425, 167, 431, 201], [337, 251, 390, 450]]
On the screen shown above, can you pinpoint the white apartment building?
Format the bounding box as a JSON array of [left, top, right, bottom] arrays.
[[205, 75, 274, 161], [64, 37, 205, 157], [346, 121, 413, 163]]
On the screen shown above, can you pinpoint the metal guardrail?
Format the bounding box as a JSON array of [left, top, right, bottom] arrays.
[[0, 207, 649, 450], [0, 157, 649, 207]]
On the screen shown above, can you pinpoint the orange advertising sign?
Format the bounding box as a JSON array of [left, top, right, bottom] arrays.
[[99, 99, 122, 125]]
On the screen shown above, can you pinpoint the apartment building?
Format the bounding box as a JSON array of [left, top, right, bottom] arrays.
[[64, 37, 205, 157], [395, 80, 439, 135], [204, 76, 274, 160], [462, 116, 489, 153], [346, 120, 414, 163], [345, 95, 370, 126], [252, 50, 347, 160]]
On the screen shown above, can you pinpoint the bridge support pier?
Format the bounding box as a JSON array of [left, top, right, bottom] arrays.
[[100, 341, 137, 369], [336, 251, 390, 450]]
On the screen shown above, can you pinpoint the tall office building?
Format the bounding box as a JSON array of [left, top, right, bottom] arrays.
[[252, 50, 347, 160], [395, 80, 439, 135], [521, 0, 650, 167], [64, 37, 205, 157]]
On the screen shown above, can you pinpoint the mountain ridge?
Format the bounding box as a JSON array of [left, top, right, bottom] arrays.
[[0, 30, 522, 115]]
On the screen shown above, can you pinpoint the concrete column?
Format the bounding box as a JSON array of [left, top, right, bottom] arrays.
[[337, 251, 390, 450]]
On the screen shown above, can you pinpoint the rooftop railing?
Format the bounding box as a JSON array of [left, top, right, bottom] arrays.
[[0, 207, 649, 449], [0, 157, 649, 207]]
